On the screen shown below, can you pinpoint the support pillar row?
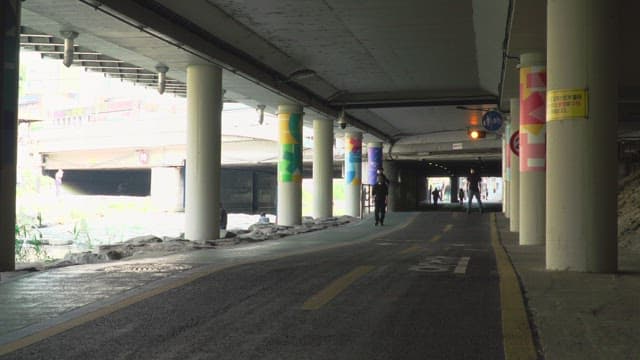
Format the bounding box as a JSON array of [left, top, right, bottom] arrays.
[[312, 118, 333, 219], [383, 160, 397, 212], [519, 53, 546, 245], [0, 0, 20, 271], [185, 64, 222, 241], [546, 0, 618, 272], [277, 104, 303, 225], [344, 131, 362, 217], [508, 99, 520, 233], [367, 142, 382, 185], [503, 132, 510, 217]]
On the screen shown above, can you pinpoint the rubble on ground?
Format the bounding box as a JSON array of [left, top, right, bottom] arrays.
[[40, 215, 359, 268]]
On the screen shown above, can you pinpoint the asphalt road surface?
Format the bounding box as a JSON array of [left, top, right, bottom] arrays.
[[2, 212, 503, 360]]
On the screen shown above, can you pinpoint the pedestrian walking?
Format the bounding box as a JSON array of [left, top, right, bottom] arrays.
[[432, 187, 440, 208], [372, 176, 389, 226], [466, 168, 484, 214]]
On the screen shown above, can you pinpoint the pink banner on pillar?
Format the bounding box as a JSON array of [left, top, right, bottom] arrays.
[[520, 65, 546, 172]]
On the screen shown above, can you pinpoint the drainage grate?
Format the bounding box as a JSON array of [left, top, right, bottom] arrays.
[[102, 263, 192, 273]]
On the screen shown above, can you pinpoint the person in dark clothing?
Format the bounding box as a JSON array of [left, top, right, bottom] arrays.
[[376, 167, 390, 185], [372, 176, 389, 226], [220, 205, 228, 230], [432, 187, 440, 208], [458, 188, 465, 204], [466, 168, 484, 214]]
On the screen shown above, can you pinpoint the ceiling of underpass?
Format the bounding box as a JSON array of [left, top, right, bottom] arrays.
[[18, 0, 640, 168]]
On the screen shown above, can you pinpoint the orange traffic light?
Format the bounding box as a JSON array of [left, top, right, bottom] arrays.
[[468, 129, 486, 139]]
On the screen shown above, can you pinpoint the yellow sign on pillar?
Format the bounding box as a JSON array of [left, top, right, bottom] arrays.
[[547, 89, 588, 121]]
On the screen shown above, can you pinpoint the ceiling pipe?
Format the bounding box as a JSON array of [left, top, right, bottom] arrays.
[[60, 30, 78, 67]]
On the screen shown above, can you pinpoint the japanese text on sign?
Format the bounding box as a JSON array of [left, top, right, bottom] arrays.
[[547, 89, 588, 121]]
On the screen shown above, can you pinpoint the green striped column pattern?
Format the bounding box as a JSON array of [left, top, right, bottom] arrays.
[[278, 111, 303, 183]]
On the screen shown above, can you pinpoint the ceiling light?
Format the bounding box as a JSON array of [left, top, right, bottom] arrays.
[[256, 104, 266, 125], [60, 30, 78, 67], [287, 68, 316, 81], [155, 64, 169, 94]]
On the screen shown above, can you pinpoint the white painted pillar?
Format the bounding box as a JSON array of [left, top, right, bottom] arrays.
[[344, 131, 362, 217], [312, 118, 333, 219], [277, 104, 303, 225], [0, 0, 20, 271], [185, 64, 222, 241], [546, 0, 617, 272], [502, 134, 508, 215], [504, 122, 511, 219], [151, 167, 183, 212], [519, 53, 546, 245], [509, 99, 520, 232]]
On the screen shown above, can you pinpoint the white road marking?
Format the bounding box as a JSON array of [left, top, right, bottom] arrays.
[[409, 256, 458, 273], [454, 257, 471, 274]]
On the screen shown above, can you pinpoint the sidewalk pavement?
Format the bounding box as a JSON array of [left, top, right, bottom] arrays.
[[496, 214, 640, 360]]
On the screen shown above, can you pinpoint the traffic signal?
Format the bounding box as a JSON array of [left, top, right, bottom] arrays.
[[468, 129, 486, 139]]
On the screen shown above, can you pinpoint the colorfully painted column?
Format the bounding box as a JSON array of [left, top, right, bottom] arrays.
[[367, 142, 383, 184], [508, 99, 520, 233], [344, 131, 362, 217], [277, 104, 303, 225], [546, 0, 617, 272], [185, 64, 222, 241], [312, 118, 333, 219], [519, 53, 546, 245], [0, 0, 20, 271]]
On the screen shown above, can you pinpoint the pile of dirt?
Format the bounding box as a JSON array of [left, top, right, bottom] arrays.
[[618, 167, 640, 252]]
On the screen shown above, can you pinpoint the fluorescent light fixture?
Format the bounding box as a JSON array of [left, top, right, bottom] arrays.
[[60, 30, 78, 67], [155, 64, 169, 94]]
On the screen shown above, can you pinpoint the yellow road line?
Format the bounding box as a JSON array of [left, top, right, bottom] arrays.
[[302, 266, 374, 310], [429, 234, 442, 243], [489, 213, 537, 360], [0, 214, 419, 356], [443, 224, 453, 233], [398, 244, 422, 255]]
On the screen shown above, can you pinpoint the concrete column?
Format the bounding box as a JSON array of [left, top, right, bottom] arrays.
[[508, 99, 520, 232], [367, 142, 383, 184], [450, 176, 459, 203], [0, 0, 20, 271], [277, 104, 303, 225], [185, 64, 222, 241], [383, 160, 398, 212], [519, 53, 546, 245], [312, 118, 333, 219], [151, 167, 183, 212], [344, 131, 362, 217], [546, 0, 617, 272], [504, 123, 511, 218]]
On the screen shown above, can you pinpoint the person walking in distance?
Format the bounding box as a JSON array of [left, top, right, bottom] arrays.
[[466, 168, 484, 214], [432, 187, 440, 208], [458, 188, 465, 205], [372, 175, 389, 226]]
